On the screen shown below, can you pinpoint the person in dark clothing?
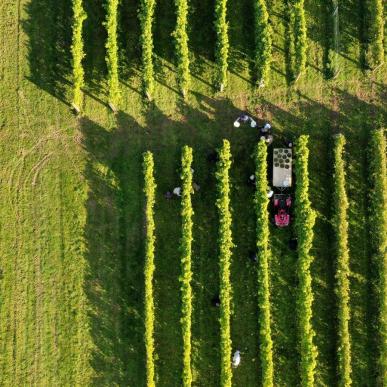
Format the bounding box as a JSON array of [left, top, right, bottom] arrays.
[[207, 151, 219, 163], [258, 123, 273, 145], [211, 295, 221, 307], [264, 134, 274, 145], [249, 251, 258, 263], [193, 182, 201, 192], [248, 174, 256, 187], [289, 237, 298, 251], [234, 114, 257, 128], [259, 123, 272, 136], [165, 191, 173, 199], [284, 138, 294, 148]]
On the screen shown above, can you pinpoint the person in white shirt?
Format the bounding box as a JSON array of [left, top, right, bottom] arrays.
[[173, 187, 182, 197], [232, 350, 241, 367], [260, 123, 271, 133], [234, 114, 257, 128]]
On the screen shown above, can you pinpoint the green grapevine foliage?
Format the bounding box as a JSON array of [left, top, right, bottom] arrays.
[[216, 139, 233, 387], [294, 135, 317, 387], [71, 0, 86, 111], [368, 130, 387, 386], [143, 151, 156, 387], [254, 140, 274, 387], [214, 0, 229, 91], [104, 0, 120, 108], [254, 0, 272, 87], [332, 134, 352, 387], [173, 0, 190, 97], [139, 0, 156, 99], [180, 146, 194, 387]]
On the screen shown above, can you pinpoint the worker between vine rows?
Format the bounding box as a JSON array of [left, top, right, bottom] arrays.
[[285, 138, 293, 148], [288, 237, 298, 251], [211, 295, 220, 307], [207, 151, 219, 163], [232, 350, 241, 367], [173, 187, 182, 197], [258, 123, 273, 144], [193, 182, 200, 192], [248, 174, 256, 186], [259, 123, 272, 135], [233, 114, 257, 128], [261, 134, 273, 145], [248, 175, 274, 199], [249, 251, 258, 263], [267, 186, 274, 198]]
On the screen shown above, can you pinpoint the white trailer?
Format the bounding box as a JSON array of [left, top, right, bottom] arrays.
[[272, 148, 292, 189]]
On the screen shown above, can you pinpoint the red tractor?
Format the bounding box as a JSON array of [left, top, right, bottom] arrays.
[[273, 194, 292, 227], [272, 148, 292, 227]]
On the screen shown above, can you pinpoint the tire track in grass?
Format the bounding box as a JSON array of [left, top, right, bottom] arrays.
[[13, 0, 45, 375], [2, 1, 66, 384], [43, 169, 70, 385], [82, 115, 137, 385], [1, 164, 26, 385], [29, 158, 59, 386], [33, 181, 49, 385], [20, 0, 90, 379], [9, 141, 73, 385], [19, 152, 67, 385], [0, 0, 21, 382], [13, 0, 32, 380], [15, 0, 52, 378], [13, 162, 38, 385], [28, 180, 43, 385], [58, 163, 93, 385]]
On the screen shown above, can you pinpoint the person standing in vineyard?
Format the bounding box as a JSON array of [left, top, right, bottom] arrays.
[[233, 113, 257, 128], [258, 123, 273, 144], [232, 350, 241, 367], [173, 187, 182, 197]]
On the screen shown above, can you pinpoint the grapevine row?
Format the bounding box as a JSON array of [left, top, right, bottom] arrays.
[[173, 0, 190, 98], [365, 0, 384, 69], [332, 134, 352, 387], [139, 0, 156, 99], [289, 0, 307, 80], [214, 0, 229, 91], [143, 151, 157, 387], [216, 139, 233, 387], [254, 140, 274, 387], [104, 0, 120, 109], [71, 0, 86, 112], [180, 146, 194, 387], [294, 135, 317, 387], [325, 0, 339, 78], [254, 0, 272, 87], [368, 130, 387, 386]]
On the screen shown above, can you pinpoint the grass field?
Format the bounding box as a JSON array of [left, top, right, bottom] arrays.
[[0, 0, 385, 385]]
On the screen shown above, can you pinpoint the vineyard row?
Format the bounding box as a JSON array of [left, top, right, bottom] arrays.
[[141, 130, 385, 386], [70, 0, 384, 109]]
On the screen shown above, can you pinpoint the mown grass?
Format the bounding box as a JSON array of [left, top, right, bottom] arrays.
[[0, 0, 385, 385]]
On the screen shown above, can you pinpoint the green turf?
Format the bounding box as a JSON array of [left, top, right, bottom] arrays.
[[0, 0, 385, 385]]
